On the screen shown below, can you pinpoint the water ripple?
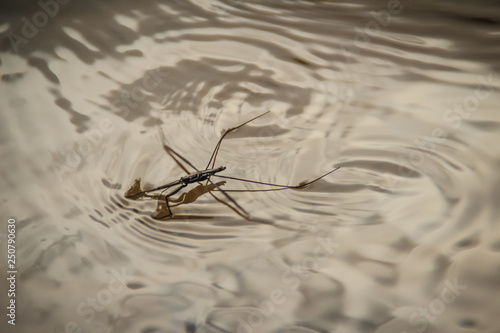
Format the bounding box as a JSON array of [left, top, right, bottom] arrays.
[[2, 0, 500, 332]]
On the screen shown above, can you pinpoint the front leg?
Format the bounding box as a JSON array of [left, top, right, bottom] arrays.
[[154, 183, 188, 219]]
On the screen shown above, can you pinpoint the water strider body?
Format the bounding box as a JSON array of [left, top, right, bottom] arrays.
[[125, 111, 340, 221], [145, 166, 227, 193], [180, 166, 226, 184]]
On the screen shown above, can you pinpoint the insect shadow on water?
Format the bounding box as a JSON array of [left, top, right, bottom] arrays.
[[125, 111, 340, 224]]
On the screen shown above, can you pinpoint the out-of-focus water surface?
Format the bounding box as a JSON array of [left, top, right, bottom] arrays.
[[1, 0, 500, 332]]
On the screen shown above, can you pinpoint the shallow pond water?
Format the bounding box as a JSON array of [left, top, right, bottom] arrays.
[[1, 0, 500, 332]]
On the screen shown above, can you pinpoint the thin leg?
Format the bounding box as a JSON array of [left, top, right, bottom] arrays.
[[206, 178, 250, 217], [155, 183, 187, 219], [200, 111, 270, 217], [200, 167, 340, 222], [207, 191, 251, 220], [205, 111, 270, 169], [207, 190, 298, 231], [212, 167, 341, 191], [158, 128, 200, 173]]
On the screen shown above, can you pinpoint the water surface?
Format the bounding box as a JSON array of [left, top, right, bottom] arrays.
[[1, 0, 499, 332]]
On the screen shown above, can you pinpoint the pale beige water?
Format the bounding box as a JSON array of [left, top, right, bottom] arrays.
[[1, 1, 500, 332]]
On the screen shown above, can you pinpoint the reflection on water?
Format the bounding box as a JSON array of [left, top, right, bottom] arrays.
[[1, 0, 499, 332]]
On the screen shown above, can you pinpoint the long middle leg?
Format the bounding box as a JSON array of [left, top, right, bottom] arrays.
[[205, 111, 270, 170], [201, 111, 270, 217]]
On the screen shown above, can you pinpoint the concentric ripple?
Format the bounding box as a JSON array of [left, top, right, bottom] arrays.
[[1, 0, 500, 332]]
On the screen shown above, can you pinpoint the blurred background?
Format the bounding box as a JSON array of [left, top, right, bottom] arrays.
[[1, 0, 499, 332]]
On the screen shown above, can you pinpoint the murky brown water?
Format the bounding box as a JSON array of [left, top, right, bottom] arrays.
[[1, 0, 500, 332]]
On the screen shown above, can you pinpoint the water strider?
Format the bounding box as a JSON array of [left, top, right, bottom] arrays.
[[125, 111, 340, 221]]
